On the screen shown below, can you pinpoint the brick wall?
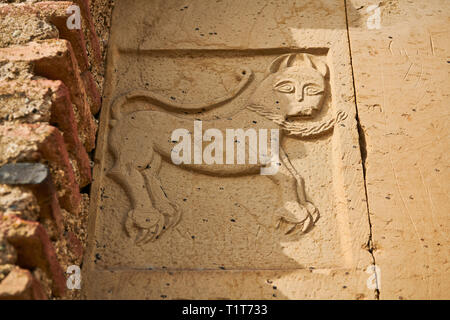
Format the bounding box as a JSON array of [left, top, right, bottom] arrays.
[[0, 0, 114, 299]]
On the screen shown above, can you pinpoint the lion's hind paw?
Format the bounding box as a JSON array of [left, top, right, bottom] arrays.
[[124, 208, 165, 245]]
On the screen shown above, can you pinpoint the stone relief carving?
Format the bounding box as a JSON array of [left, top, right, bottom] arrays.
[[108, 53, 347, 245]]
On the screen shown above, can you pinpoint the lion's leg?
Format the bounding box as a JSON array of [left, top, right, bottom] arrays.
[[139, 153, 181, 243], [108, 119, 165, 244], [267, 147, 318, 235], [279, 148, 319, 225]]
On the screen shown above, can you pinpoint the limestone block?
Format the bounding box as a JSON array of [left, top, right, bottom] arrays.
[[346, 0, 450, 299], [83, 0, 373, 299]]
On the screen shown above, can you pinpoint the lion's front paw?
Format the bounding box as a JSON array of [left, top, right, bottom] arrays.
[[275, 201, 318, 236], [305, 201, 320, 223], [276, 215, 314, 236], [125, 208, 165, 245]]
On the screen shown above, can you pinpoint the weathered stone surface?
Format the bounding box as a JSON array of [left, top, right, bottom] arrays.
[[1, 173, 68, 238], [0, 264, 14, 282], [73, 0, 102, 63], [0, 60, 33, 81], [0, 163, 48, 185], [0, 79, 53, 124], [87, 268, 371, 300], [0, 2, 102, 113], [80, 70, 101, 114], [0, 0, 111, 300], [0, 233, 17, 265], [0, 79, 92, 187], [84, 0, 373, 299], [1, 215, 66, 297], [0, 177, 84, 265], [0, 0, 444, 301], [0, 185, 40, 222], [0, 39, 97, 150], [0, 122, 81, 214], [0, 266, 47, 300], [347, 0, 450, 299], [0, 4, 59, 48]]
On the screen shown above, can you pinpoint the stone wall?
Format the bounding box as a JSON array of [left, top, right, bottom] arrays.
[[0, 0, 114, 299], [0, 0, 448, 300]]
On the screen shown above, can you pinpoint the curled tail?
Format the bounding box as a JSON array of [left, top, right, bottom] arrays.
[[110, 66, 252, 122]]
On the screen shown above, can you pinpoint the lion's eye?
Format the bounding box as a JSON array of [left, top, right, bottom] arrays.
[[305, 86, 323, 95], [275, 82, 295, 93]]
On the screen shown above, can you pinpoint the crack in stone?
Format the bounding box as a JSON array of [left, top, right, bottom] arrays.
[[344, 0, 380, 300]]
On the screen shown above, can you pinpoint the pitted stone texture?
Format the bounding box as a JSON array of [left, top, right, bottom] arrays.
[[1, 215, 66, 297], [0, 1, 96, 65], [0, 2, 86, 67], [0, 0, 111, 300], [0, 163, 48, 185], [0, 61, 33, 81], [347, 0, 450, 299], [0, 5, 59, 48], [0, 233, 17, 265], [0, 177, 62, 242], [0, 79, 92, 186], [0, 122, 81, 214], [0, 39, 97, 150], [0, 266, 47, 300], [0, 184, 40, 221], [0, 80, 53, 124], [0, 2, 102, 113], [0, 264, 14, 282], [0, 171, 84, 264]]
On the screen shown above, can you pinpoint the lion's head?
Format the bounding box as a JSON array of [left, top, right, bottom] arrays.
[[248, 53, 329, 127]]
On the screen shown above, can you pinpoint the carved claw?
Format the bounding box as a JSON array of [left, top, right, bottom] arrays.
[[275, 201, 319, 236], [135, 223, 163, 245], [124, 211, 137, 238], [124, 208, 164, 245], [284, 215, 313, 235], [305, 201, 320, 223], [124, 200, 181, 245]]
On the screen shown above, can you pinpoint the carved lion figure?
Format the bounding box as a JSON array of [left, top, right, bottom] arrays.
[[108, 53, 346, 244]]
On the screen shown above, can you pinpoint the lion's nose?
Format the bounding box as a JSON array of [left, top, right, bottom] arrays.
[[295, 89, 304, 102]]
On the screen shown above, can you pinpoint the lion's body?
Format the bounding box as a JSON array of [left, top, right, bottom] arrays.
[[111, 107, 281, 176], [107, 53, 343, 244]]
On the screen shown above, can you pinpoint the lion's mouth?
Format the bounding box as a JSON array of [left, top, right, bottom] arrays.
[[287, 107, 318, 119]]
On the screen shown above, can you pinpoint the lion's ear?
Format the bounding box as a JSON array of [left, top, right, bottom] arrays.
[[312, 59, 329, 78], [267, 54, 295, 75], [266, 53, 329, 78], [301, 53, 314, 68], [301, 53, 328, 78]]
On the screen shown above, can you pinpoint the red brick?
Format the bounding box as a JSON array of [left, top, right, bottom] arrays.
[[80, 70, 101, 114], [0, 122, 81, 214], [0, 2, 88, 70], [0, 39, 97, 151], [0, 184, 39, 222], [0, 181, 84, 260], [72, 0, 102, 63], [1, 216, 66, 297], [33, 1, 102, 113], [29, 175, 84, 260], [0, 2, 102, 113], [0, 266, 47, 300], [0, 79, 92, 187]]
